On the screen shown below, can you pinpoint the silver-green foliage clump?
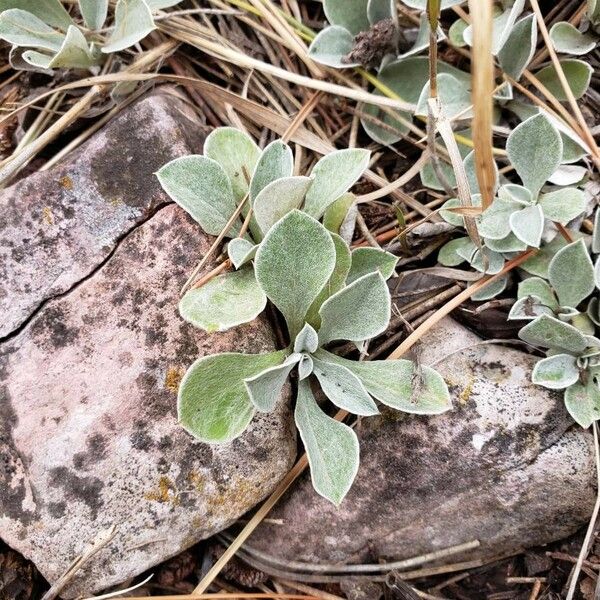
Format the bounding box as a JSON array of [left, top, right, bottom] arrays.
[[0, 0, 182, 71], [157, 127, 451, 505]]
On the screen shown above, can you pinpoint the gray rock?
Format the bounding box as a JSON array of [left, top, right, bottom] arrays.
[[247, 318, 595, 570], [0, 92, 295, 596]]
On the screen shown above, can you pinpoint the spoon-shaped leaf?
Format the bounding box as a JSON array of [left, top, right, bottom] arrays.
[[535, 59, 593, 100], [294, 323, 319, 354], [0, 9, 64, 51], [318, 272, 391, 345], [367, 0, 394, 24], [255, 210, 336, 339], [347, 247, 397, 283], [538, 187, 586, 225], [79, 0, 108, 29], [532, 354, 580, 390], [250, 140, 294, 201], [179, 268, 266, 333], [548, 239, 595, 308], [308, 25, 360, 68], [498, 14, 537, 79], [178, 350, 286, 443], [323, 0, 370, 35], [48, 25, 98, 69], [518, 314, 587, 353], [549, 21, 597, 56], [244, 354, 300, 412], [228, 238, 257, 269], [518, 277, 559, 309], [0, 0, 73, 29], [295, 379, 359, 506], [145, 0, 184, 8], [102, 0, 155, 53], [565, 380, 600, 428], [509, 204, 544, 248]]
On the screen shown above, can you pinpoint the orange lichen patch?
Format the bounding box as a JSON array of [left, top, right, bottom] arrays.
[[42, 207, 54, 226], [188, 470, 206, 493], [165, 366, 184, 393], [59, 175, 73, 190], [459, 377, 476, 404], [144, 476, 180, 506], [109, 197, 123, 206], [207, 478, 258, 520]]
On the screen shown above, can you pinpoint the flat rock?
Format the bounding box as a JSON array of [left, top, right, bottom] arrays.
[[248, 318, 595, 569], [0, 92, 295, 596]]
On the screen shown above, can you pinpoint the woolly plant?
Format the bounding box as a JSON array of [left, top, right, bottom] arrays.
[[548, 0, 599, 57], [157, 127, 451, 505], [0, 0, 182, 71]]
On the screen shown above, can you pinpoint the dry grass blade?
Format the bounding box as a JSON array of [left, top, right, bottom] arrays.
[[467, 0, 494, 210]]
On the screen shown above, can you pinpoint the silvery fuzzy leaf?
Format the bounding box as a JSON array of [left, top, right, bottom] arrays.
[[323, 0, 369, 35], [594, 211, 600, 255], [315, 349, 452, 414], [535, 59, 593, 100], [590, 0, 600, 25], [398, 13, 446, 60], [308, 25, 359, 68], [422, 161, 457, 192], [318, 272, 391, 345], [549, 239, 595, 307], [548, 165, 587, 186], [493, 82, 513, 101], [416, 73, 473, 119], [478, 198, 521, 240], [571, 312, 596, 335], [47, 25, 99, 69], [20, 49, 53, 69], [508, 295, 555, 321], [399, 0, 464, 9], [361, 99, 410, 145], [438, 237, 474, 267], [532, 354, 580, 389], [448, 18, 468, 47], [295, 379, 359, 506], [440, 194, 481, 228], [485, 232, 527, 253], [145, 0, 183, 8], [549, 21, 597, 56], [9, 45, 53, 72], [471, 275, 508, 301], [0, 9, 64, 51], [588, 296, 600, 326], [347, 247, 397, 284], [506, 113, 563, 198], [304, 149, 370, 219], [464, 150, 498, 196], [518, 277, 559, 309], [557, 306, 579, 322], [228, 238, 257, 269], [509, 204, 544, 248], [539, 187, 586, 225], [179, 267, 266, 333], [595, 256, 600, 290], [498, 184, 533, 206], [254, 176, 313, 235], [156, 156, 240, 237], [306, 232, 352, 328], [244, 354, 299, 412], [79, 0, 108, 29], [250, 140, 293, 202], [519, 314, 587, 353], [178, 350, 286, 443], [564, 380, 600, 428], [561, 133, 588, 164], [312, 357, 379, 416], [367, 0, 394, 24], [205, 127, 260, 201], [464, 247, 505, 275], [255, 210, 336, 339], [323, 193, 357, 243], [298, 354, 314, 380], [463, 0, 525, 55], [294, 323, 319, 354], [0, 0, 73, 29], [102, 0, 155, 53], [498, 14, 537, 79], [521, 231, 576, 278]]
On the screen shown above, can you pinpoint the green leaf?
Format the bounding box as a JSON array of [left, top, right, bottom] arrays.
[[478, 198, 520, 240], [145, 0, 183, 8], [250, 140, 293, 202], [564, 380, 600, 428], [509, 204, 544, 248], [535, 59, 593, 100], [521, 231, 575, 278], [79, 0, 108, 29], [448, 17, 468, 47], [298, 354, 314, 380], [294, 323, 319, 354], [0, 9, 64, 51], [465, 247, 505, 275], [438, 237, 473, 266], [306, 232, 353, 328], [398, 13, 445, 60], [518, 277, 559, 309], [304, 149, 370, 219], [295, 379, 359, 505], [506, 113, 563, 197], [244, 355, 298, 412], [549, 21, 597, 56], [471, 275, 508, 301], [367, 0, 394, 24], [518, 314, 587, 353], [498, 14, 537, 79], [464, 150, 498, 196], [156, 156, 240, 237], [315, 349, 451, 414], [254, 176, 313, 235], [589, 0, 600, 25], [178, 350, 286, 443], [0, 0, 73, 29], [228, 238, 257, 269], [205, 127, 260, 201], [179, 267, 266, 333], [549, 239, 595, 308], [588, 296, 600, 326], [539, 187, 586, 225], [532, 354, 580, 389], [102, 0, 155, 53], [308, 25, 359, 68], [399, 0, 464, 8], [508, 295, 555, 320], [20, 49, 53, 69], [498, 183, 533, 205], [323, 0, 369, 35], [318, 272, 390, 345], [312, 357, 379, 416], [547, 165, 587, 186], [347, 247, 397, 284], [484, 232, 527, 253], [47, 25, 99, 69], [255, 210, 336, 338], [416, 73, 473, 119], [323, 193, 357, 242], [594, 209, 600, 254]]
